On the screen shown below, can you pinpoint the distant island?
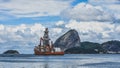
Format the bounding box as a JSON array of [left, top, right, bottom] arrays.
[[3, 50, 19, 54]]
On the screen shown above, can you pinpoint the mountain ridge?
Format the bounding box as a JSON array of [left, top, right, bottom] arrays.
[[54, 29, 120, 54]]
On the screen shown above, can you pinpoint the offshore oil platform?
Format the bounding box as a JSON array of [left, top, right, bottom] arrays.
[[34, 28, 64, 55]]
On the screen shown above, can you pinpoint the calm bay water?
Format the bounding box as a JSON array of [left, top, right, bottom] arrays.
[[0, 54, 120, 68]]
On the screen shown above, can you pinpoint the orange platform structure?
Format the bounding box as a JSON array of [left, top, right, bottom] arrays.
[[34, 28, 64, 55]]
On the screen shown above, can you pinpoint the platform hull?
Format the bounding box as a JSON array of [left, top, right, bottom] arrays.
[[34, 50, 64, 55]]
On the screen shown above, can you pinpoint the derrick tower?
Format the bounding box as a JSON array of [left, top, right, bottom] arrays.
[[43, 28, 50, 46]]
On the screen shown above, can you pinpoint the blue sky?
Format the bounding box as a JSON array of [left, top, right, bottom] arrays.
[[0, 0, 120, 54], [0, 0, 88, 25]]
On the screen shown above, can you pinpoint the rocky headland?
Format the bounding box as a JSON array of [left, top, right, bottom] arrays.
[[54, 29, 81, 51], [54, 29, 120, 54]]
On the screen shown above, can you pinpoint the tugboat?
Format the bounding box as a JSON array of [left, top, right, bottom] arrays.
[[34, 28, 64, 55]]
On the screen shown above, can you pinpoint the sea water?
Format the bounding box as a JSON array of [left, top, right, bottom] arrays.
[[0, 54, 120, 68]]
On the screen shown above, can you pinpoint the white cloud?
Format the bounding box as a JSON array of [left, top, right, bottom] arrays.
[[0, 21, 120, 54], [0, 0, 120, 54], [56, 21, 64, 26], [0, 24, 4, 30], [0, 0, 73, 17], [89, 0, 120, 21], [0, 23, 65, 54], [0, 38, 6, 43], [89, 0, 120, 4], [51, 28, 63, 34], [65, 20, 117, 42], [61, 3, 113, 22], [0, 23, 46, 54]]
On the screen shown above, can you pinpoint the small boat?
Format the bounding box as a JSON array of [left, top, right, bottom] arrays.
[[34, 28, 64, 55]]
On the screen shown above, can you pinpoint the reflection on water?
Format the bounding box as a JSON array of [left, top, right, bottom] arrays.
[[0, 54, 120, 68]]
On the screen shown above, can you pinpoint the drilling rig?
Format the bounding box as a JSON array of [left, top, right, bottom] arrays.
[[34, 28, 64, 55]]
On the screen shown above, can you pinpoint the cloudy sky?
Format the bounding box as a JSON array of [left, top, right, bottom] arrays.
[[0, 0, 120, 54]]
